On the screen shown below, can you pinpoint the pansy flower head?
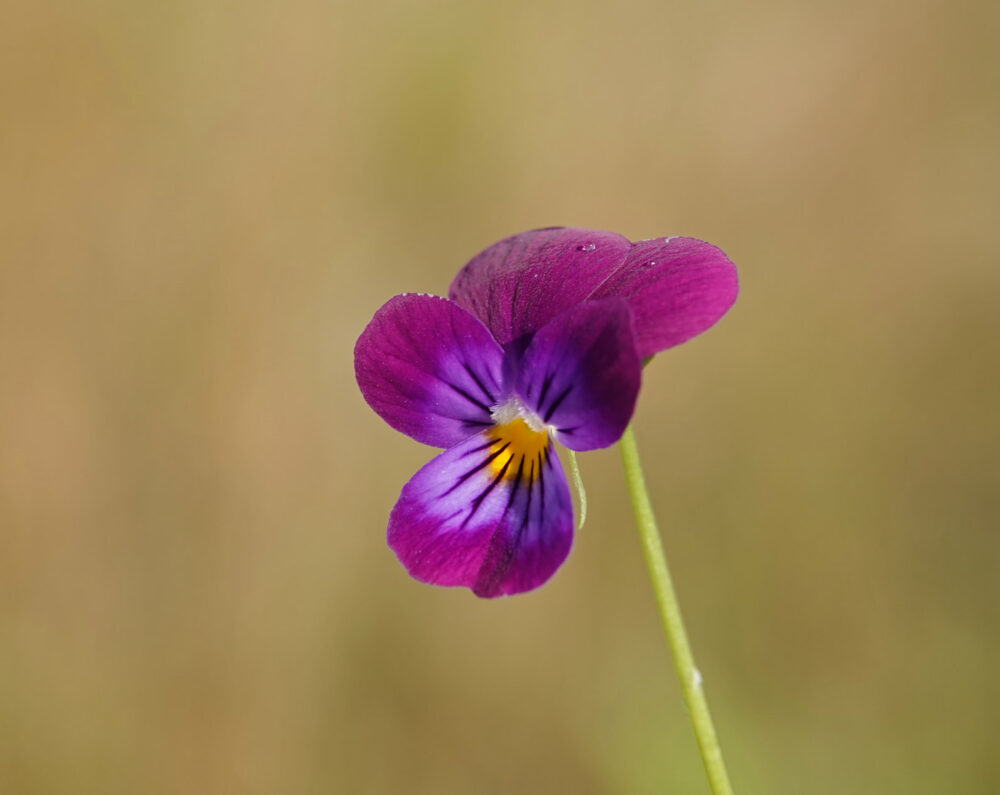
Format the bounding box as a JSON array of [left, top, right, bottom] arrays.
[[355, 228, 738, 597]]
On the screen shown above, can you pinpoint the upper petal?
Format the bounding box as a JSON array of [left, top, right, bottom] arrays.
[[516, 299, 641, 451], [355, 294, 506, 448], [590, 237, 739, 359], [449, 227, 631, 348], [388, 428, 574, 598]]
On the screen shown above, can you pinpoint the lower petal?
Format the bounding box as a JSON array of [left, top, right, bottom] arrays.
[[387, 429, 574, 598]]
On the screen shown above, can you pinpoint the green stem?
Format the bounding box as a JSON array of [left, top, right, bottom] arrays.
[[618, 424, 735, 795], [565, 449, 588, 531]]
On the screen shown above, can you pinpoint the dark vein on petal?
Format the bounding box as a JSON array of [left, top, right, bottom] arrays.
[[446, 381, 491, 413], [514, 457, 536, 542], [458, 437, 503, 458], [504, 455, 525, 513], [463, 362, 496, 404], [543, 384, 573, 423], [536, 371, 555, 410], [525, 457, 536, 521], [461, 453, 513, 529], [537, 448, 547, 521], [441, 442, 510, 497]]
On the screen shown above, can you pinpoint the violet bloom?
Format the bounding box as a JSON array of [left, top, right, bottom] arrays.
[[355, 228, 737, 597]]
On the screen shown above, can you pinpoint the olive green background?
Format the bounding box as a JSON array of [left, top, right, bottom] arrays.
[[2, 0, 998, 793]]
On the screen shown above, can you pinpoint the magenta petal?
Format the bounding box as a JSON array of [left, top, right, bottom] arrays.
[[388, 430, 574, 598], [449, 227, 631, 348], [355, 294, 506, 448], [591, 237, 739, 358], [516, 299, 641, 451]]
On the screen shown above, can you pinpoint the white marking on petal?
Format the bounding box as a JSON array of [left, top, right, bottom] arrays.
[[490, 396, 546, 432]]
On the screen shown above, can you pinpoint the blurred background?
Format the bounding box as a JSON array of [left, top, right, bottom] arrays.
[[2, 0, 998, 792]]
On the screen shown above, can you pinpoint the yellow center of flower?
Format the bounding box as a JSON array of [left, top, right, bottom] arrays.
[[487, 418, 549, 480]]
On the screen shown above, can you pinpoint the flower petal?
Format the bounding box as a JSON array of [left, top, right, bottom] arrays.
[[388, 429, 574, 597], [355, 294, 506, 448], [449, 227, 631, 348], [516, 299, 641, 451], [591, 237, 739, 358]]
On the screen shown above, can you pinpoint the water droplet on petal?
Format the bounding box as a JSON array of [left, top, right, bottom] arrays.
[[576, 243, 597, 252]]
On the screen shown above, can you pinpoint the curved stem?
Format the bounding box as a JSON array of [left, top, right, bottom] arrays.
[[565, 449, 588, 531], [618, 424, 735, 795]]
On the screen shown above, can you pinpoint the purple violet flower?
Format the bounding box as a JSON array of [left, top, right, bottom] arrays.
[[355, 228, 738, 597]]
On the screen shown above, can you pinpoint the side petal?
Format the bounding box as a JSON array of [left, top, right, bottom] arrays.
[[388, 430, 574, 598], [449, 227, 631, 348], [516, 299, 641, 452], [355, 294, 506, 448], [591, 237, 739, 359]]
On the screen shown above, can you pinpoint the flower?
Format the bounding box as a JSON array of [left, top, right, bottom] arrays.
[[355, 228, 738, 597]]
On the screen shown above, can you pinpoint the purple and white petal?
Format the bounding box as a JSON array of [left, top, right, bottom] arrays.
[[516, 299, 641, 452], [388, 429, 574, 598], [449, 227, 631, 348], [355, 294, 506, 448], [591, 237, 739, 359]]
